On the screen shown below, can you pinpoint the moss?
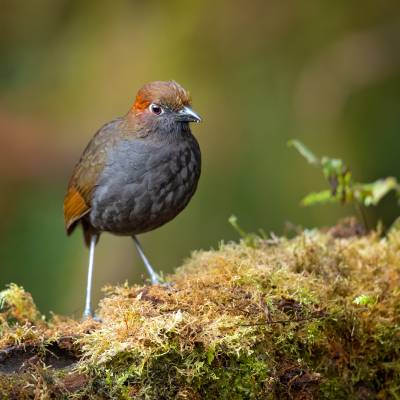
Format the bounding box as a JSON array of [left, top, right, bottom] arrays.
[[0, 283, 40, 325], [0, 225, 399, 398]]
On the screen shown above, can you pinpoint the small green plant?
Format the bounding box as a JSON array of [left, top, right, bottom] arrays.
[[353, 294, 377, 307], [288, 140, 400, 221], [228, 215, 260, 247]]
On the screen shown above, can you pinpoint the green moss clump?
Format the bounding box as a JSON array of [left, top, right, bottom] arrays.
[[0, 283, 40, 325], [0, 227, 399, 398]]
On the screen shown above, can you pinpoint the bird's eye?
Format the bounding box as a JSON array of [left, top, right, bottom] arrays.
[[149, 103, 163, 115]]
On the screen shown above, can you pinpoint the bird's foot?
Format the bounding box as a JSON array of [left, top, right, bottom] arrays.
[[160, 281, 174, 289], [82, 310, 102, 322], [147, 274, 174, 289]]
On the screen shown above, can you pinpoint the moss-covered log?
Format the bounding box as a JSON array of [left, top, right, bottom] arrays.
[[0, 225, 399, 399]]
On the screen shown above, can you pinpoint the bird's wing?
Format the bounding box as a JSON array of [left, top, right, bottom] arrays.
[[64, 181, 92, 234], [63, 118, 123, 234]]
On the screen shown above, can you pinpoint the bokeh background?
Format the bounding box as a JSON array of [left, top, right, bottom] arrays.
[[1, 1, 400, 316]]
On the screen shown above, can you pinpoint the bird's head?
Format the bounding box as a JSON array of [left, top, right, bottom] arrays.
[[130, 81, 201, 129]]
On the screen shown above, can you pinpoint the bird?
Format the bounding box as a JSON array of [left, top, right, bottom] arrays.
[[63, 80, 201, 318]]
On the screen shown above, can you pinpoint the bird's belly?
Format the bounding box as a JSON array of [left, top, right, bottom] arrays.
[[89, 142, 200, 235]]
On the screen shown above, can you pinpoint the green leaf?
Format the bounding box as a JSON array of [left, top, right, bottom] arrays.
[[288, 140, 320, 166], [355, 177, 399, 206], [301, 190, 337, 206], [321, 157, 346, 180]]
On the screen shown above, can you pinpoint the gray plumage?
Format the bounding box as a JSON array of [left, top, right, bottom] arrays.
[[88, 121, 201, 235]]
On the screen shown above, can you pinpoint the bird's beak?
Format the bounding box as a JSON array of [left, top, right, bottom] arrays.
[[176, 106, 202, 123]]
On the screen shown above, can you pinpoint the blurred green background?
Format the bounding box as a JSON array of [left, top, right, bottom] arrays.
[[1, 0, 400, 316]]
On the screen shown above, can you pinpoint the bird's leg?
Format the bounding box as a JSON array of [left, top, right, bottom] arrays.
[[132, 236, 160, 284], [83, 234, 98, 318]]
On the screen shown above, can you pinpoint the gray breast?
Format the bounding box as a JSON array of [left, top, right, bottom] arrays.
[[89, 135, 201, 235]]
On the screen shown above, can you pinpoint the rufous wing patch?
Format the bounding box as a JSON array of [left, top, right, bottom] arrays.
[[63, 185, 91, 234]]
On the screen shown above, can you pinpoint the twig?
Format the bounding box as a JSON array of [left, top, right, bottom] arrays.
[[354, 203, 369, 231]]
